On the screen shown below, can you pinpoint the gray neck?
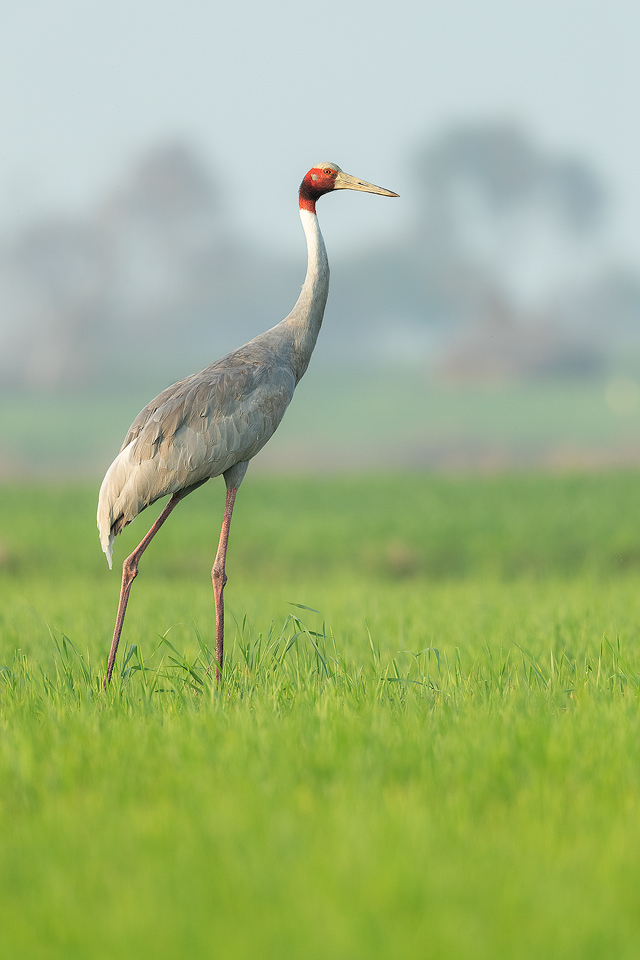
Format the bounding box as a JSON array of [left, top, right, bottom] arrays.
[[277, 207, 330, 382]]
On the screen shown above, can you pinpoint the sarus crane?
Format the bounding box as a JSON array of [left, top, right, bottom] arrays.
[[98, 162, 398, 685]]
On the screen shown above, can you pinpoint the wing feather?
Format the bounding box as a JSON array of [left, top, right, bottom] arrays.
[[97, 348, 296, 564]]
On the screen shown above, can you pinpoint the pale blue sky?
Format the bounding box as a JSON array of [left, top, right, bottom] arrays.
[[2, 0, 640, 258]]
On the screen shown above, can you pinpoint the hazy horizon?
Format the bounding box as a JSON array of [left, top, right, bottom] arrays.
[[3, 0, 640, 261]]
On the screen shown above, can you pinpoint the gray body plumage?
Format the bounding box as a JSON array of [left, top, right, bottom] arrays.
[[97, 207, 328, 567]]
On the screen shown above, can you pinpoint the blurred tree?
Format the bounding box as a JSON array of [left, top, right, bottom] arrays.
[[412, 123, 612, 378], [417, 122, 607, 309], [0, 217, 107, 388], [102, 142, 224, 328], [0, 142, 245, 390]]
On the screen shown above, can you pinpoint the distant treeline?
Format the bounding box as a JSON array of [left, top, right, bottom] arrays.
[[1, 124, 640, 393]]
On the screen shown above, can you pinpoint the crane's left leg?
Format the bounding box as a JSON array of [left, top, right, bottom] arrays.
[[211, 486, 238, 683], [105, 493, 183, 687]]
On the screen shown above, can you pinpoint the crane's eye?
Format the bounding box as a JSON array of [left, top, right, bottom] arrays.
[[323, 168, 332, 175]]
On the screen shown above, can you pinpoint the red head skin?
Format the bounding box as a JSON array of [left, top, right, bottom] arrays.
[[299, 166, 338, 213]]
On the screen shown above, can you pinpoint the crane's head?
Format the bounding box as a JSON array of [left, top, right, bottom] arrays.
[[299, 162, 399, 213]]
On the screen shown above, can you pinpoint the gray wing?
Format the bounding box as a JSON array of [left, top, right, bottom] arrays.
[[97, 347, 296, 556], [125, 351, 296, 477]]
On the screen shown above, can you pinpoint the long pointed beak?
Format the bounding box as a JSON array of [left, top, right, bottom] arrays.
[[334, 170, 399, 197]]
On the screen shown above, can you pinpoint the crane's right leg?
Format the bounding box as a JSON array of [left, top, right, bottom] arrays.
[[105, 493, 183, 687], [211, 486, 238, 684]]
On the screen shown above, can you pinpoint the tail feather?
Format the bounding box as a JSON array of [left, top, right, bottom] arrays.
[[97, 479, 117, 570], [97, 442, 138, 570], [104, 530, 115, 570]]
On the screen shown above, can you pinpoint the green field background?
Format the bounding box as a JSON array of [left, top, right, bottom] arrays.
[[2, 472, 640, 957], [4, 370, 640, 477]]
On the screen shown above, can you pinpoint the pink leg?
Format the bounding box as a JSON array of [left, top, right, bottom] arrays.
[[211, 486, 238, 683], [105, 493, 183, 687]]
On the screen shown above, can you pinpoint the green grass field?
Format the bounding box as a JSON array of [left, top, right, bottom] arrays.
[[2, 472, 640, 958]]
